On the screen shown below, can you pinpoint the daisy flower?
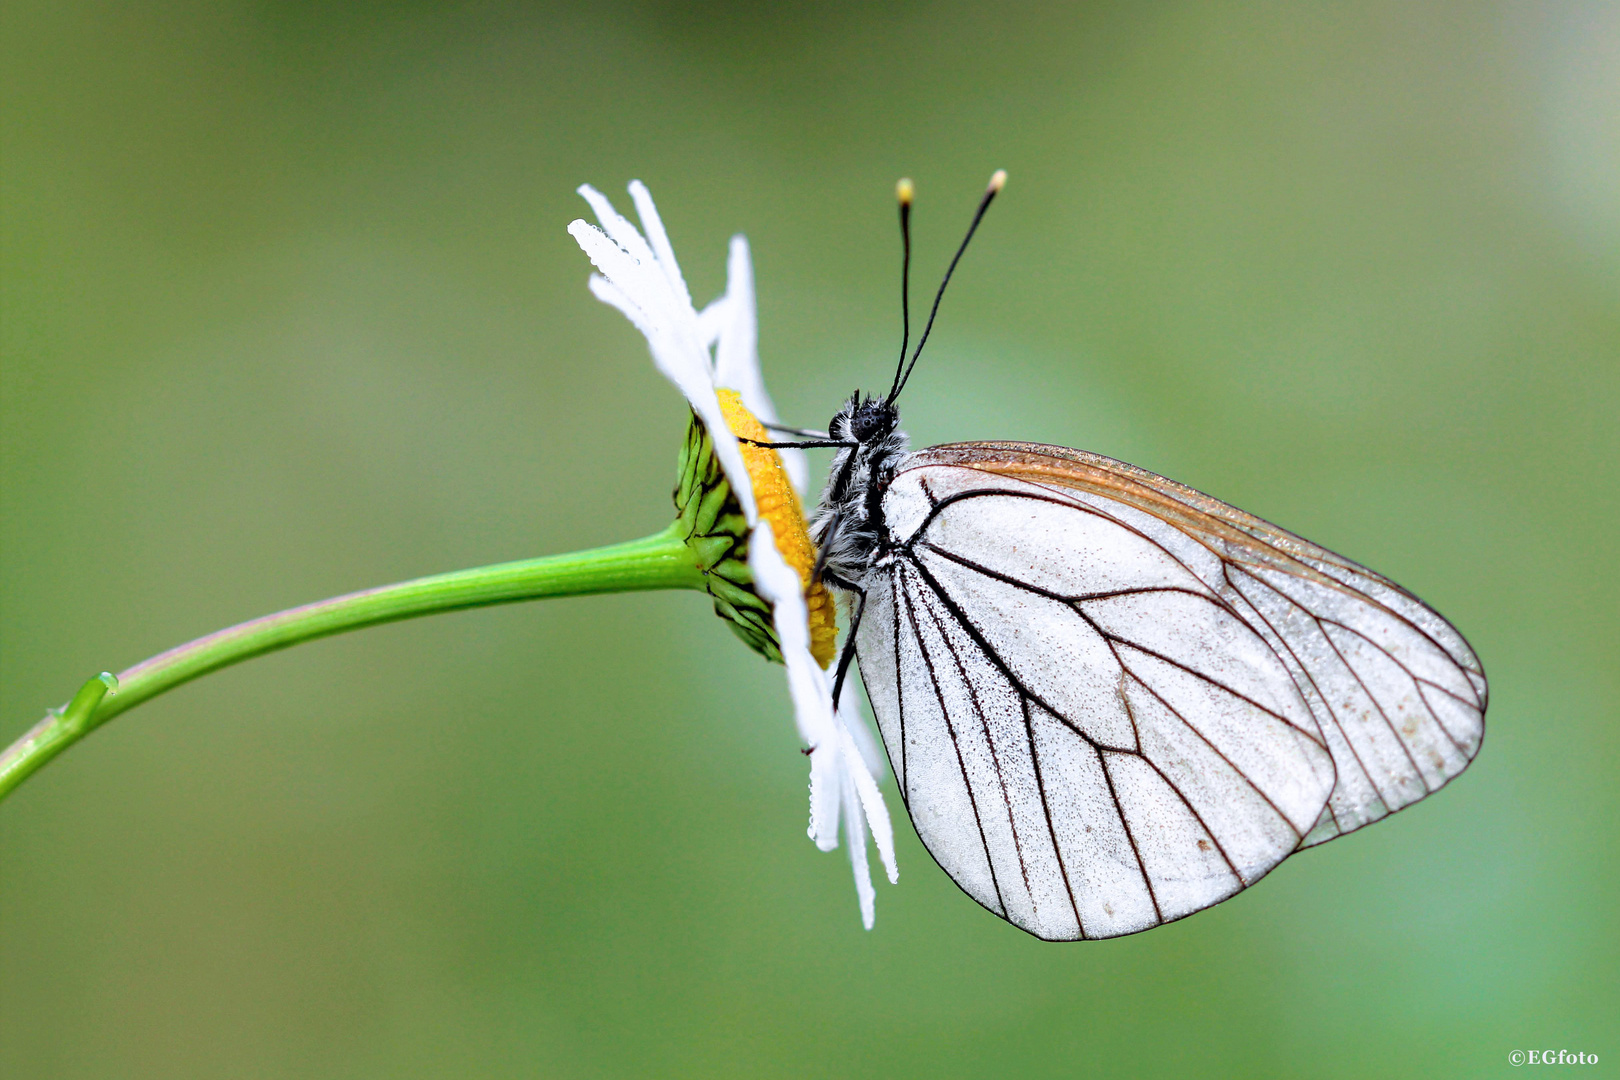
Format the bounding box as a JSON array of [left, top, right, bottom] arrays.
[[568, 181, 898, 928]]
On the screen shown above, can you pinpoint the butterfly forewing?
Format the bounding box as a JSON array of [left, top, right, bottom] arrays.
[[854, 442, 1485, 940]]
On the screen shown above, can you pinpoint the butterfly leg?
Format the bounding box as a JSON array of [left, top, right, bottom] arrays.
[[809, 508, 847, 588], [821, 569, 866, 710]]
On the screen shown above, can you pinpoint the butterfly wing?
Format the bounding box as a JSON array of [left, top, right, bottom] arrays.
[[853, 442, 1485, 940], [921, 442, 1488, 843]]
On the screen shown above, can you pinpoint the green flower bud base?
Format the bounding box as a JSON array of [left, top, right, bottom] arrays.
[[674, 410, 783, 664]]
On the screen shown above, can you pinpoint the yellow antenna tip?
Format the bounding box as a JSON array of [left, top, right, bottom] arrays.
[[988, 169, 1008, 193], [897, 177, 914, 205]]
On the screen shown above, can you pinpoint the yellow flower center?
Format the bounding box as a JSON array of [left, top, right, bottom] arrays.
[[716, 389, 838, 669]]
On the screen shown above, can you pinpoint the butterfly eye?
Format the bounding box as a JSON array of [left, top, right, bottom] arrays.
[[849, 404, 895, 443]]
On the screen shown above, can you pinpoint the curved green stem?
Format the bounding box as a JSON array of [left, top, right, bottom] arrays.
[[0, 524, 705, 803]]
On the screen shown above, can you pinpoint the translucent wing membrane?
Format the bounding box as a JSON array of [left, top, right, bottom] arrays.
[[854, 444, 1485, 939]]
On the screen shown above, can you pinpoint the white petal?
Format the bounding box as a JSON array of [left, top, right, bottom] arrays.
[[844, 781, 877, 929], [568, 193, 705, 391], [584, 274, 664, 356], [584, 290, 754, 522], [569, 224, 687, 358], [749, 521, 840, 845], [568, 223, 655, 313], [809, 745, 842, 851], [576, 185, 661, 273], [712, 236, 809, 495], [629, 180, 694, 317], [839, 717, 898, 884], [712, 237, 760, 396], [696, 294, 731, 349], [570, 197, 756, 521]]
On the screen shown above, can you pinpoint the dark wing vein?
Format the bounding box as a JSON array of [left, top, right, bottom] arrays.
[[894, 552, 1166, 930], [1089, 620, 1304, 851], [1221, 563, 1367, 835], [910, 491, 1232, 613], [903, 555, 1129, 752], [890, 564, 908, 807], [1313, 616, 1431, 794], [913, 576, 1039, 917], [1093, 733, 1164, 926], [918, 541, 1315, 741], [896, 564, 1007, 916], [1019, 696, 1086, 936], [921, 539, 1216, 607], [899, 550, 1284, 929], [1316, 616, 1474, 758]]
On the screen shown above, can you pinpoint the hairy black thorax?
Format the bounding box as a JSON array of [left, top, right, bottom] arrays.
[[808, 392, 910, 586]]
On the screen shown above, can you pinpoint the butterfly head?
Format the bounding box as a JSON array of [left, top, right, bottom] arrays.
[[832, 392, 900, 446]]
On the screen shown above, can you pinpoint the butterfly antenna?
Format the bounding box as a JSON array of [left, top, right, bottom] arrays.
[[887, 178, 915, 401], [891, 169, 1005, 401]]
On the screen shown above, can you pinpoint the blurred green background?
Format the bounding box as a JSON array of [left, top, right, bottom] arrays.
[[3, 3, 1616, 1077]]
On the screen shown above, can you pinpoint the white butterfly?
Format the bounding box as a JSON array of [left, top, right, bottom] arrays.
[[768, 172, 1486, 940]]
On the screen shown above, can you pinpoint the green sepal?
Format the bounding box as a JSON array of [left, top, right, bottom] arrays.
[[673, 410, 783, 664]]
